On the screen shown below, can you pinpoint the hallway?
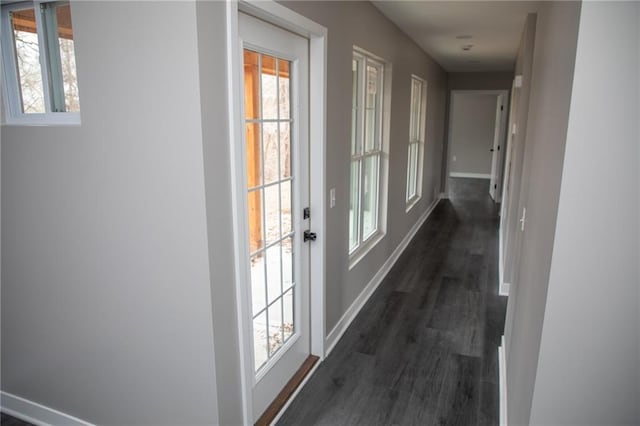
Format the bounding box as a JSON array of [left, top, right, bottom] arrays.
[[278, 178, 507, 425]]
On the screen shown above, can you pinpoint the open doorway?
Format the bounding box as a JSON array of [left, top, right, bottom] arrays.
[[446, 90, 509, 201]]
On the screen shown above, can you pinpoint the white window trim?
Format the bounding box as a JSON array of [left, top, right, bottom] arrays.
[[1, 0, 81, 126], [406, 74, 427, 212], [348, 46, 391, 269]]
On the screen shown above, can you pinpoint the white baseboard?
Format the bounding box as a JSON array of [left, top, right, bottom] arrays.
[[449, 172, 491, 179], [498, 228, 504, 294], [499, 282, 511, 296], [324, 196, 441, 356], [499, 336, 508, 426], [1, 391, 94, 426], [439, 192, 448, 199]]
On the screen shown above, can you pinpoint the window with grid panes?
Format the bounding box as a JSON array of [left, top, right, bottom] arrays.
[[1, 1, 80, 124], [349, 51, 385, 256], [243, 50, 296, 372], [406, 76, 427, 207]]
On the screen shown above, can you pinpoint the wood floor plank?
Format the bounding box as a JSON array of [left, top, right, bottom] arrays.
[[435, 353, 481, 426], [277, 178, 506, 426], [1, 413, 34, 426]]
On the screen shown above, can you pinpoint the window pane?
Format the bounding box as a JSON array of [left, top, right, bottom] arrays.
[[364, 65, 379, 152], [283, 288, 294, 341], [264, 184, 280, 246], [261, 55, 278, 120], [407, 143, 417, 200], [263, 122, 279, 184], [248, 189, 263, 253], [245, 123, 262, 188], [365, 65, 378, 109], [282, 236, 293, 289], [10, 8, 45, 113], [253, 310, 268, 371], [279, 122, 291, 180], [410, 81, 418, 140], [351, 59, 359, 155], [364, 108, 376, 153], [416, 80, 422, 139], [407, 145, 414, 200], [278, 59, 290, 120], [244, 51, 260, 120], [268, 298, 283, 355], [414, 143, 420, 191], [266, 243, 282, 305], [349, 160, 361, 252], [281, 180, 292, 236], [362, 155, 379, 240], [250, 253, 266, 315], [54, 4, 79, 112]]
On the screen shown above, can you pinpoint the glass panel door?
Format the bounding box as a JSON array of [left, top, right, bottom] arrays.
[[243, 50, 296, 372]]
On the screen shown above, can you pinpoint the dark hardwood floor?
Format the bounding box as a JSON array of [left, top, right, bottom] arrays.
[[1, 413, 33, 426], [278, 178, 507, 426]]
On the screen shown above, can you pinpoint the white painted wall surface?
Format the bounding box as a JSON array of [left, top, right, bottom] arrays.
[[503, 3, 581, 425], [449, 93, 498, 176], [530, 2, 640, 424], [1, 2, 219, 424]]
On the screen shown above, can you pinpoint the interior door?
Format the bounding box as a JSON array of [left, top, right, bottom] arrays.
[[489, 94, 505, 200], [238, 12, 311, 421]]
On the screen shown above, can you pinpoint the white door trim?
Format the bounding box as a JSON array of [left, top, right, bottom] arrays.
[[225, 1, 327, 424], [445, 89, 509, 198]]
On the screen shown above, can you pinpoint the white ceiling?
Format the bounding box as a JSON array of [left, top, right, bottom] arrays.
[[372, 1, 540, 72]]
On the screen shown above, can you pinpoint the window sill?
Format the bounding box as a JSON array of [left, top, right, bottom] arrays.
[[348, 231, 385, 270], [405, 195, 422, 213], [2, 112, 81, 126]]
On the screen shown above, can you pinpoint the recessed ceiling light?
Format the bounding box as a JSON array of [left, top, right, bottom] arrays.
[[461, 44, 474, 51], [456, 35, 473, 40]]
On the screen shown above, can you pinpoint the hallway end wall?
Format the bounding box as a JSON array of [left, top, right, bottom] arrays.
[[448, 93, 501, 176], [442, 72, 513, 194]]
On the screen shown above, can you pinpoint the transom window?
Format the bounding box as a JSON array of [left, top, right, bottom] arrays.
[[349, 49, 386, 259], [406, 75, 427, 208], [1, 0, 80, 124]]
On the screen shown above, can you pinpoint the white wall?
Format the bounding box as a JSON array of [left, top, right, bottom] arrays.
[[1, 2, 220, 424], [448, 93, 498, 176], [502, 2, 581, 425], [530, 2, 640, 424], [501, 14, 537, 292], [195, 2, 244, 424]]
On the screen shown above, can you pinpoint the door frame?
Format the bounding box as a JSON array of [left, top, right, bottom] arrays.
[[499, 77, 521, 296], [225, 1, 327, 424], [444, 89, 509, 198], [489, 92, 508, 202]]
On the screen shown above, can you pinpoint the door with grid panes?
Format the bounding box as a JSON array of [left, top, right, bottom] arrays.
[[239, 12, 310, 421]]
